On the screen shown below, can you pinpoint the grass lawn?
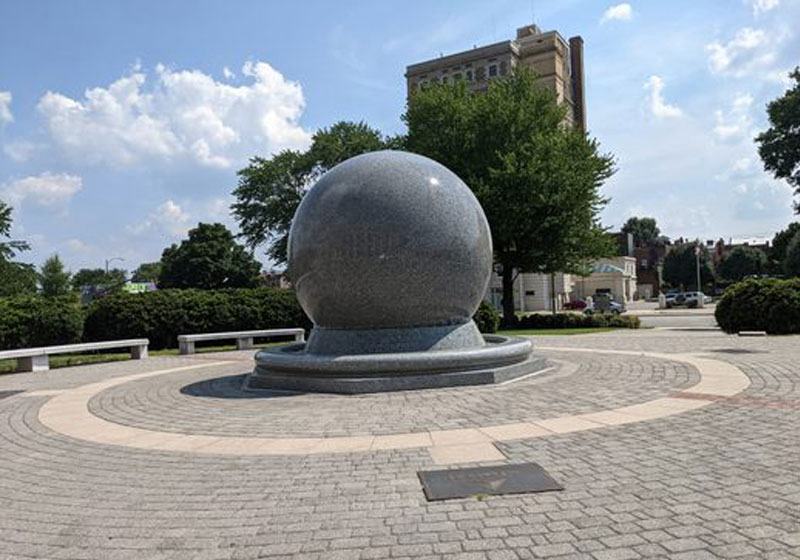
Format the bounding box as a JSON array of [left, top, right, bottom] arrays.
[[498, 327, 617, 336], [0, 342, 287, 374]]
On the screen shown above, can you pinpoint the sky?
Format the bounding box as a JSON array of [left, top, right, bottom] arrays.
[[0, 0, 798, 273]]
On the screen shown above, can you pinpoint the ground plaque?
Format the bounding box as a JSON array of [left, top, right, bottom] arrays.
[[418, 462, 563, 501]]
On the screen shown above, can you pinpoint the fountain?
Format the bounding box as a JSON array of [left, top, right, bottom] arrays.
[[246, 150, 546, 393]]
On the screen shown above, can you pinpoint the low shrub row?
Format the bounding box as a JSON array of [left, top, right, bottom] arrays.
[[715, 277, 800, 334], [511, 312, 641, 330], [473, 301, 501, 333], [0, 295, 84, 350], [83, 288, 311, 350]]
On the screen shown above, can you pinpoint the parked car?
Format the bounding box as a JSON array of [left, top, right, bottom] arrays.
[[682, 292, 712, 307], [563, 299, 588, 310], [666, 291, 711, 308], [584, 295, 625, 315]]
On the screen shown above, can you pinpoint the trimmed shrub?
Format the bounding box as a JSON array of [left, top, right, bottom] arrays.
[[83, 288, 311, 349], [0, 295, 84, 350], [715, 277, 800, 335], [473, 301, 500, 333], [514, 312, 640, 330]]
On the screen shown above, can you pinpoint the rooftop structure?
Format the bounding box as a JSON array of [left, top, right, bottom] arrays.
[[405, 24, 586, 131]]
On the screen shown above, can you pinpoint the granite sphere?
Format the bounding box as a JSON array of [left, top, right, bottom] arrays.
[[288, 150, 493, 330]]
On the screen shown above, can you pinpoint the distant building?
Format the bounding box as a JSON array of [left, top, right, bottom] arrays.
[[485, 257, 637, 313], [405, 24, 586, 131]]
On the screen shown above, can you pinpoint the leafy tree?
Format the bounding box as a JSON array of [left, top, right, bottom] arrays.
[[159, 222, 262, 289], [233, 121, 399, 264], [0, 200, 36, 297], [72, 268, 127, 290], [756, 67, 800, 212], [0, 260, 37, 297], [769, 222, 800, 273], [0, 201, 29, 261], [131, 261, 162, 283], [662, 243, 714, 291], [621, 217, 661, 247], [404, 69, 615, 321], [718, 246, 767, 282], [39, 254, 72, 297], [785, 230, 800, 277]]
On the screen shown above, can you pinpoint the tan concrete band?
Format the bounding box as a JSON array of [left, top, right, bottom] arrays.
[[35, 349, 750, 465]]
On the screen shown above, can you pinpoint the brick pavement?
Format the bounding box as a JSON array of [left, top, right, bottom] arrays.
[[0, 329, 798, 559]]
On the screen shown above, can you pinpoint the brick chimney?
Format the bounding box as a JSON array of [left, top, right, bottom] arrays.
[[568, 36, 586, 132]]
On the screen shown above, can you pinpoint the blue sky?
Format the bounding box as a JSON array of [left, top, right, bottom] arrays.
[[1, 0, 798, 272]]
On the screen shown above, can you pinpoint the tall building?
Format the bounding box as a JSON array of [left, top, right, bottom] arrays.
[[405, 24, 586, 131]]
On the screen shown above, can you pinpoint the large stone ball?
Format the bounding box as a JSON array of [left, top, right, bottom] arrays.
[[288, 150, 493, 330]]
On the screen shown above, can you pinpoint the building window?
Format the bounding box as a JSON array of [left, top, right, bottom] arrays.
[[466, 70, 473, 81], [488, 64, 498, 77], [641, 258, 648, 269], [441, 76, 448, 84], [475, 67, 486, 80], [525, 290, 536, 296], [453, 72, 462, 81]]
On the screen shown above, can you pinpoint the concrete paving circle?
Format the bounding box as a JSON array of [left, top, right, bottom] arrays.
[[1, 330, 799, 559]]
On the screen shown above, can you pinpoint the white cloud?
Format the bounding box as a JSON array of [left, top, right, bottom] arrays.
[[65, 238, 90, 252], [644, 75, 682, 118], [36, 61, 312, 169], [2, 140, 39, 162], [223, 67, 235, 80], [705, 28, 774, 76], [600, 3, 633, 23], [751, 0, 779, 15], [713, 93, 754, 140], [128, 199, 190, 236], [1, 172, 82, 208], [0, 91, 12, 126]]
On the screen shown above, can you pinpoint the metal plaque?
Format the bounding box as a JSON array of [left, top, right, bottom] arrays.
[[418, 462, 563, 501]]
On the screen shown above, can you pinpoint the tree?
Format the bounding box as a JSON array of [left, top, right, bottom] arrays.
[[785, 230, 800, 277], [662, 243, 714, 290], [756, 67, 800, 212], [718, 246, 767, 282], [159, 222, 262, 289], [621, 217, 661, 247], [72, 268, 127, 290], [0, 201, 29, 261], [39, 254, 71, 297], [233, 121, 399, 264], [0, 260, 37, 297], [769, 222, 800, 273], [404, 69, 615, 321], [131, 261, 162, 283]]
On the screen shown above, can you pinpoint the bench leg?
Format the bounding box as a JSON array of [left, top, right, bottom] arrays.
[[17, 355, 49, 372], [179, 341, 195, 355], [237, 337, 254, 350], [131, 345, 148, 360], [294, 332, 305, 342]]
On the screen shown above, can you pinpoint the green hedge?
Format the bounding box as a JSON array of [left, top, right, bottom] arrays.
[[83, 288, 311, 349], [513, 312, 641, 330], [715, 278, 800, 335], [0, 295, 84, 350], [473, 301, 500, 333]]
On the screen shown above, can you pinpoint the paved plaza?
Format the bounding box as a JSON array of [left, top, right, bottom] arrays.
[[0, 328, 799, 559]]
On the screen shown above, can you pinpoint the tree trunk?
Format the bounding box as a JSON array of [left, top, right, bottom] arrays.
[[501, 265, 517, 327], [550, 273, 557, 315]]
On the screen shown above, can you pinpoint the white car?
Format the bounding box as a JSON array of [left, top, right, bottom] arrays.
[[680, 292, 712, 307]]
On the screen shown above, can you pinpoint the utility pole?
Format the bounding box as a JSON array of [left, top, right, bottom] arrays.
[[694, 245, 701, 292]]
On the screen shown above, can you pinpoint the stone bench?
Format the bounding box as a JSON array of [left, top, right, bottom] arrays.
[[177, 329, 305, 355], [0, 339, 149, 372]]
